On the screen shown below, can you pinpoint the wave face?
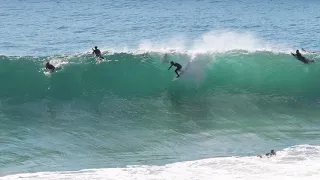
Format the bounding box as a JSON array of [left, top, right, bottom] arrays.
[[1, 51, 320, 101], [1, 51, 320, 176]]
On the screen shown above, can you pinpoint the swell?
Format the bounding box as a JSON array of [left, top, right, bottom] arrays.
[[1, 52, 320, 176], [0, 51, 319, 105]]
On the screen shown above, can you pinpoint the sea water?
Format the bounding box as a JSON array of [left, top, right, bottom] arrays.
[[1, 0, 320, 179]]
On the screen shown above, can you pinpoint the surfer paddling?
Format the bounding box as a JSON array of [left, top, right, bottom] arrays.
[[92, 46, 104, 61], [168, 61, 182, 78], [291, 50, 315, 64]]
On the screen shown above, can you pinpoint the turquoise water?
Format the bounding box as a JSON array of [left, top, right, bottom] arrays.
[[1, 0, 320, 179]]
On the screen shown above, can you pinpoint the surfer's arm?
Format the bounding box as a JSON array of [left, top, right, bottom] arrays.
[[168, 65, 173, 70]]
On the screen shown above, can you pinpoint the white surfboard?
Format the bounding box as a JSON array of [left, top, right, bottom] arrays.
[[96, 57, 103, 63], [172, 70, 185, 81]]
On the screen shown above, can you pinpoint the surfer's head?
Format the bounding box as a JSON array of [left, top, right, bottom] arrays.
[[296, 50, 299, 53], [170, 61, 174, 65], [271, 150, 275, 154], [95, 46, 97, 49]]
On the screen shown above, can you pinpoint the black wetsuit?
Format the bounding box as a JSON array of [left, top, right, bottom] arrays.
[[296, 52, 308, 63], [46, 63, 55, 72], [93, 49, 104, 59], [168, 62, 182, 77], [292, 52, 314, 64]]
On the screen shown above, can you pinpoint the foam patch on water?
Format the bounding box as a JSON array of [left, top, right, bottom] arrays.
[[2, 145, 319, 180]]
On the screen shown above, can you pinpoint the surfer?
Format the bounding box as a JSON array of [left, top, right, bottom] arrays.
[[266, 150, 276, 157], [163, 54, 169, 63], [291, 50, 314, 64], [92, 46, 104, 60], [45, 61, 55, 72], [257, 150, 276, 158], [168, 61, 182, 78]]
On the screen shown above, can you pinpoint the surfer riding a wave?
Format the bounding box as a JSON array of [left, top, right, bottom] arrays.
[[168, 61, 182, 78], [92, 46, 104, 61]]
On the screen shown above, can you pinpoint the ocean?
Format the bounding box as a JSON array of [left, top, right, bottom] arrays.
[[1, 0, 320, 179]]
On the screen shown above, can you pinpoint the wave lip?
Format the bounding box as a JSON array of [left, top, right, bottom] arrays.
[[135, 30, 293, 55]]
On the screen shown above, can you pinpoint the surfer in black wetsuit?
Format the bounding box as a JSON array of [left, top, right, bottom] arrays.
[[168, 61, 182, 78], [92, 46, 104, 59], [292, 50, 315, 64], [257, 149, 276, 158], [45, 61, 55, 72]]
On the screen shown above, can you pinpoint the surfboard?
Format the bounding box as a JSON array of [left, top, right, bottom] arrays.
[[96, 57, 103, 63], [172, 70, 185, 81]]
